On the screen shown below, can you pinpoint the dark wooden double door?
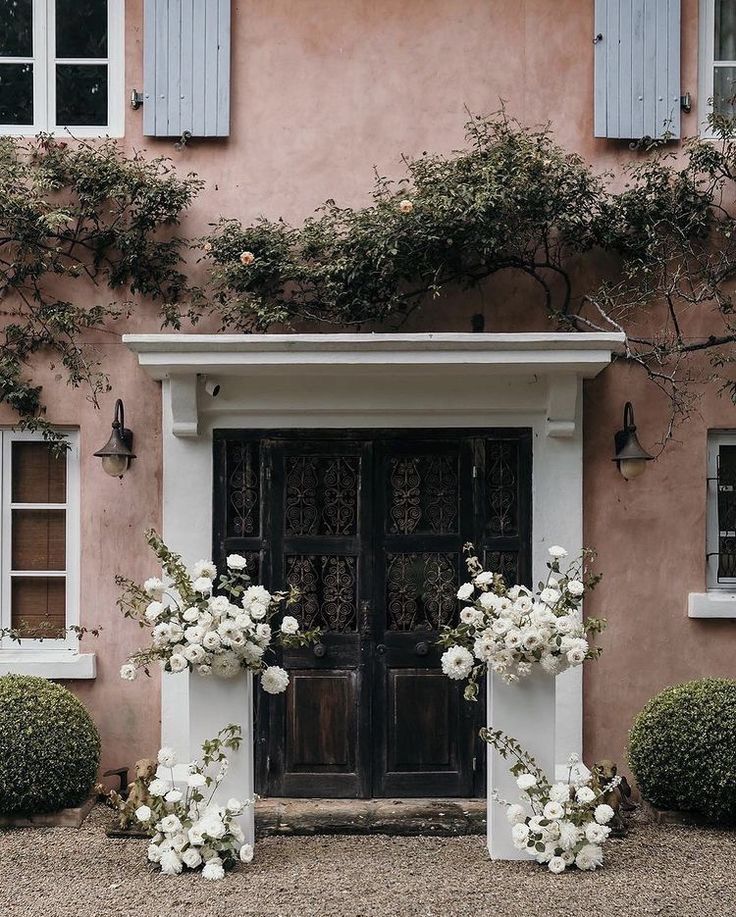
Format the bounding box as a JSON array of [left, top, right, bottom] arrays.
[[213, 429, 531, 798]]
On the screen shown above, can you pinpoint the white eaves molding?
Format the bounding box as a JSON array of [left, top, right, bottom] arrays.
[[124, 332, 625, 439]]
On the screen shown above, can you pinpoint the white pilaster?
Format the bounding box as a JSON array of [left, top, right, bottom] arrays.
[[487, 670, 556, 859]]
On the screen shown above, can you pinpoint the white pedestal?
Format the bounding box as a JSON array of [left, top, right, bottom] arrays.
[[487, 671, 556, 860], [161, 670, 255, 846]]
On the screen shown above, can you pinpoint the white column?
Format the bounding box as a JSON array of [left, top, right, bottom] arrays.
[[162, 670, 256, 846], [487, 671, 556, 859]]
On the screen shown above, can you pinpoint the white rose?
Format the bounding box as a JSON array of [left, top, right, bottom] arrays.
[[187, 824, 205, 846], [181, 847, 202, 869], [478, 592, 498, 610], [120, 663, 137, 681], [135, 805, 152, 822], [474, 571, 494, 586], [506, 804, 526, 825], [184, 643, 206, 664], [202, 631, 222, 651], [504, 628, 523, 649], [249, 602, 268, 620], [554, 615, 577, 636], [460, 607, 484, 627], [243, 585, 272, 608], [584, 822, 611, 844], [440, 646, 474, 681], [576, 786, 596, 804], [188, 771, 207, 789], [520, 627, 543, 650], [167, 622, 184, 642], [543, 801, 564, 821], [239, 843, 254, 863], [280, 615, 300, 635], [144, 577, 166, 598], [184, 625, 205, 644], [193, 576, 213, 594], [261, 665, 290, 694], [539, 587, 561, 607], [566, 579, 585, 597], [516, 773, 537, 791], [226, 797, 243, 814], [152, 622, 171, 645], [566, 647, 587, 665], [147, 842, 162, 863], [457, 582, 474, 600], [208, 595, 231, 615], [255, 623, 272, 645], [491, 617, 512, 636], [168, 653, 188, 673], [164, 789, 183, 804], [226, 553, 248, 571], [594, 803, 615, 825], [548, 856, 566, 874], [183, 606, 200, 623], [190, 560, 217, 581], [548, 545, 568, 559], [511, 822, 530, 849], [144, 601, 165, 623], [157, 746, 177, 768], [159, 814, 182, 834]]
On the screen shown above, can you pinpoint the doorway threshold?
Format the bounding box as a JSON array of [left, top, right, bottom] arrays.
[[255, 798, 486, 837]]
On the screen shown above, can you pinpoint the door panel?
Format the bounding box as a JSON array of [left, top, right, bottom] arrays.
[[212, 429, 532, 800]]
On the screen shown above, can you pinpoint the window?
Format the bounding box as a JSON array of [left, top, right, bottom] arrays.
[[0, 0, 124, 137], [0, 431, 93, 677], [705, 431, 736, 589], [700, 0, 736, 128]]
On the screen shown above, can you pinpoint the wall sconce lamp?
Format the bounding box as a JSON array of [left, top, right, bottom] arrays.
[[94, 399, 136, 478], [613, 401, 653, 480]]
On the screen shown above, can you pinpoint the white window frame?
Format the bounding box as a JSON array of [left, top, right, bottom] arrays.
[[0, 429, 95, 677], [689, 430, 736, 617], [0, 0, 124, 138]]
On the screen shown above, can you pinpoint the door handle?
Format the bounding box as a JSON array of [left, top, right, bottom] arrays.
[[359, 600, 372, 639], [313, 642, 327, 658], [415, 641, 429, 657], [376, 644, 386, 655]]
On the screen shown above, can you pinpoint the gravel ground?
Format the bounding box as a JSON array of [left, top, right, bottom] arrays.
[[0, 806, 734, 917]]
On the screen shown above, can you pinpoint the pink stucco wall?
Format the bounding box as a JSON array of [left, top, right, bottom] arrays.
[[4, 0, 733, 780]]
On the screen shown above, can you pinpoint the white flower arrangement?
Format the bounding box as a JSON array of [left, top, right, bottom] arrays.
[[484, 728, 619, 874], [134, 725, 253, 880], [439, 544, 604, 700], [117, 530, 319, 693]]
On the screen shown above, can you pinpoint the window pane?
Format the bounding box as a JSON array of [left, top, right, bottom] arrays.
[[12, 442, 66, 503], [56, 0, 107, 59], [0, 62, 33, 125], [713, 67, 736, 117], [12, 509, 66, 571], [56, 64, 107, 125], [11, 577, 66, 638], [716, 0, 736, 61], [0, 0, 32, 56], [718, 445, 736, 580]]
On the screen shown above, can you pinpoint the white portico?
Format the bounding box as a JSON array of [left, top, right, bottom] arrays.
[[125, 331, 624, 856]]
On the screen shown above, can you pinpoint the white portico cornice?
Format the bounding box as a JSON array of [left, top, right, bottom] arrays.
[[124, 332, 625, 438]]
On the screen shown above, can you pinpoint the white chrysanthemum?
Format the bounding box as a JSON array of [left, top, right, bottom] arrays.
[[145, 601, 165, 623], [548, 545, 568, 558], [506, 804, 526, 825], [261, 665, 290, 694], [474, 571, 494, 586], [135, 804, 152, 822], [543, 800, 565, 821], [516, 773, 537, 791], [440, 646, 474, 681], [548, 855, 566, 874], [211, 652, 241, 679], [181, 847, 202, 869], [280, 615, 299, 635], [147, 842, 162, 863], [575, 843, 604, 871], [576, 785, 596, 804], [566, 579, 585, 597], [148, 777, 170, 797], [193, 576, 213, 594], [157, 746, 177, 768], [188, 772, 207, 788], [202, 858, 225, 880], [540, 653, 562, 675], [585, 822, 611, 844], [168, 653, 188, 673], [239, 843, 254, 863], [548, 782, 571, 803], [159, 849, 183, 875], [594, 803, 615, 825], [557, 819, 581, 850], [226, 553, 248, 571], [456, 582, 474, 600], [241, 642, 265, 663], [120, 663, 137, 681], [190, 560, 217, 581]]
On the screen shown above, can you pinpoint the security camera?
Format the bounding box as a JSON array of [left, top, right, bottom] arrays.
[[203, 377, 221, 398]]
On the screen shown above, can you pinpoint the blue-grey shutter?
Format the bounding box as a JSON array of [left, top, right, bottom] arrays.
[[594, 0, 680, 140], [144, 0, 231, 137]]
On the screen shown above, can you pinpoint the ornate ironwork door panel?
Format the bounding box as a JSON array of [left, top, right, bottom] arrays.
[[213, 429, 531, 800]]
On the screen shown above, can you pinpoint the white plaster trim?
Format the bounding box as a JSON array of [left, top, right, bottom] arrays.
[[0, 651, 96, 679], [130, 332, 622, 776], [689, 592, 736, 618]]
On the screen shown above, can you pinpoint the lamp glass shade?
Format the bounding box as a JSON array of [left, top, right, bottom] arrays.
[[101, 453, 130, 477], [618, 457, 648, 480]]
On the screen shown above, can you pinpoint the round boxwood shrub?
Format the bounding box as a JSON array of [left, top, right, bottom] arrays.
[[628, 678, 736, 823], [0, 675, 100, 815]]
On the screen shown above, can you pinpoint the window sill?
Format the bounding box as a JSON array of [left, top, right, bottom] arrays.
[[0, 651, 96, 679], [688, 592, 736, 619]]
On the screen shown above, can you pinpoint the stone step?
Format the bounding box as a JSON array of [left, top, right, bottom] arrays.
[[255, 798, 486, 837]]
